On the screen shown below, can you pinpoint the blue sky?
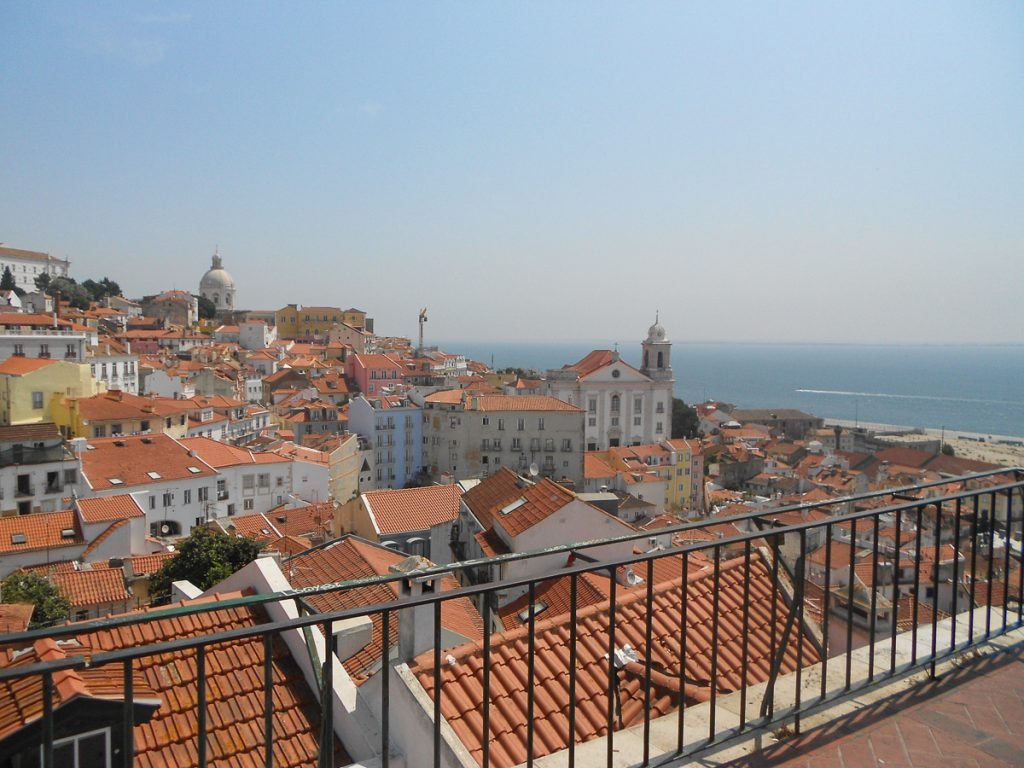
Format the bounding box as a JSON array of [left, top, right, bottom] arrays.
[[2, 2, 1021, 344]]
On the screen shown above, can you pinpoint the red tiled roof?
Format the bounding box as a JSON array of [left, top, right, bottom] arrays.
[[492, 478, 577, 538], [0, 604, 33, 634], [128, 552, 175, 576], [412, 553, 820, 767], [474, 527, 510, 557], [80, 433, 216, 491], [363, 484, 462, 536], [0, 510, 81, 554], [285, 536, 483, 682], [461, 467, 526, 530], [0, 423, 61, 443], [51, 567, 129, 608], [0, 593, 346, 766], [76, 494, 144, 523], [0, 357, 59, 376], [473, 395, 581, 413]]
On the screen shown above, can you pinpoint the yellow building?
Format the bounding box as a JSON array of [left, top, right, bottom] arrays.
[[587, 438, 704, 514], [0, 357, 104, 426], [50, 390, 191, 440], [275, 304, 347, 340]]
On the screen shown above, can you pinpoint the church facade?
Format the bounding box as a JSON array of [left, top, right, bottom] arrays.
[[544, 318, 675, 451]]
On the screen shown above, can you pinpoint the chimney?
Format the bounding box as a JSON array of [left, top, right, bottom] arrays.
[[389, 555, 439, 662]]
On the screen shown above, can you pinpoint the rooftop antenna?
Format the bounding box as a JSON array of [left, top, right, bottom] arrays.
[[418, 307, 428, 355]]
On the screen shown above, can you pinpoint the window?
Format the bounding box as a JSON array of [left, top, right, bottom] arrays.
[[258, 473, 270, 490], [634, 416, 642, 426], [561, 439, 572, 451], [276, 476, 285, 487], [227, 503, 236, 516], [63, 469, 76, 484], [111, 423, 122, 435], [244, 498, 254, 511], [31, 391, 43, 409], [43, 726, 111, 768], [511, 437, 521, 451], [141, 420, 150, 431], [611, 395, 620, 412], [611, 417, 619, 426], [481, 438, 491, 451], [482, 416, 489, 426], [588, 398, 596, 413], [162, 492, 173, 507], [634, 397, 642, 412], [588, 417, 596, 427], [13, 343, 23, 356], [243, 475, 255, 495], [656, 421, 664, 434], [545, 438, 555, 451], [538, 418, 545, 430], [184, 489, 192, 504], [517, 418, 525, 431], [497, 418, 505, 431], [93, 426, 106, 438], [38, 343, 49, 357], [198, 486, 209, 502], [149, 496, 156, 510], [656, 401, 665, 414]]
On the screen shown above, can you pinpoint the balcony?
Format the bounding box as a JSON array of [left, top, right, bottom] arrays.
[[0, 469, 1022, 767]]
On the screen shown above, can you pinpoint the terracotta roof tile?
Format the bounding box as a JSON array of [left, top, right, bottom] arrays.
[[473, 395, 581, 413], [363, 484, 462, 536], [492, 478, 577, 538], [0, 604, 33, 634], [0, 593, 347, 766], [286, 536, 483, 682], [80, 434, 216, 491], [76, 494, 145, 523], [461, 467, 526, 529], [0, 357, 60, 376], [0, 510, 81, 555], [51, 567, 129, 608], [413, 553, 819, 767]]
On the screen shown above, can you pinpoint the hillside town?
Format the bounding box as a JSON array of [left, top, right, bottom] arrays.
[[0, 244, 1021, 767]]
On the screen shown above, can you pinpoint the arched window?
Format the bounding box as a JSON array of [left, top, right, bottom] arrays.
[[657, 351, 664, 368], [611, 395, 620, 412], [643, 350, 649, 368]]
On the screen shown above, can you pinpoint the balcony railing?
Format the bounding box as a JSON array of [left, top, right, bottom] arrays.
[[0, 469, 1022, 768]]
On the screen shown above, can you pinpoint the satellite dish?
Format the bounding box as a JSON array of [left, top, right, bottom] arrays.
[[528, 463, 539, 478]]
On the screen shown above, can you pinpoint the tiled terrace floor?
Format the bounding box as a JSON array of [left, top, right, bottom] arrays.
[[714, 643, 1024, 768]]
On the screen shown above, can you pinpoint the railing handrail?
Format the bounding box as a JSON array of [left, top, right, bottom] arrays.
[[1, 470, 1021, 652]]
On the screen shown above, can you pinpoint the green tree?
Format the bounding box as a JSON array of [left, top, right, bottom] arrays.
[[0, 572, 71, 629], [196, 295, 217, 320], [34, 272, 51, 293], [671, 398, 701, 439], [0, 267, 25, 297], [81, 277, 123, 303], [149, 527, 263, 603], [941, 443, 955, 456], [46, 276, 92, 310]]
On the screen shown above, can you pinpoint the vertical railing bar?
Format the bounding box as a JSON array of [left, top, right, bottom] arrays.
[[676, 551, 689, 755], [868, 515, 880, 683], [483, 591, 493, 768], [708, 545, 721, 743], [821, 522, 832, 702], [930, 503, 943, 676], [968, 494, 980, 644], [768, 533, 780, 716], [432, 602, 442, 768], [911, 507, 922, 666], [198, 644, 207, 767], [526, 581, 536, 768], [322, 620, 335, 768], [264, 632, 274, 768], [794, 530, 807, 735], [985, 491, 996, 638], [1017, 487, 1024, 626], [889, 509, 902, 675], [1001, 491, 1012, 631], [951, 497, 962, 650], [123, 659, 135, 768], [844, 519, 856, 691], [642, 557, 655, 765], [42, 671, 54, 768], [568, 575, 577, 767], [606, 568, 618, 768], [381, 610, 391, 768], [739, 539, 752, 728]]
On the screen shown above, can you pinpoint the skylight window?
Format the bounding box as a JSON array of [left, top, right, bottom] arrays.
[[187, 466, 202, 474], [517, 600, 548, 623], [11, 533, 26, 545], [147, 471, 162, 480], [109, 478, 124, 485], [500, 498, 528, 516]]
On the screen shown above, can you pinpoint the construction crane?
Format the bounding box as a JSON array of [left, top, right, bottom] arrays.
[[418, 307, 428, 354]]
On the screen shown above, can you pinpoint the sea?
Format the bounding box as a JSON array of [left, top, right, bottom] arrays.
[[439, 341, 1024, 440]]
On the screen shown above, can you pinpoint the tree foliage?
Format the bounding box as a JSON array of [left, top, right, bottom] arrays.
[[148, 527, 263, 603], [671, 398, 701, 439], [81, 277, 122, 302], [0, 267, 24, 297], [45, 276, 92, 309], [0, 572, 71, 629], [196, 295, 217, 320], [941, 443, 955, 456]]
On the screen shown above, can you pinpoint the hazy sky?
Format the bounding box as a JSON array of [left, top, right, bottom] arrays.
[[2, 3, 1022, 344]]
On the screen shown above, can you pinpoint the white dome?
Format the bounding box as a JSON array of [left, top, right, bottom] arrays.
[[646, 314, 668, 342], [200, 253, 234, 292]]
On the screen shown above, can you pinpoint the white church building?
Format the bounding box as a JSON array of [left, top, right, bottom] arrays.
[[544, 317, 675, 451]]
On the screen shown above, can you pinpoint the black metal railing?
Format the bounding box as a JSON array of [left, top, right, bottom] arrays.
[[0, 469, 1022, 768]]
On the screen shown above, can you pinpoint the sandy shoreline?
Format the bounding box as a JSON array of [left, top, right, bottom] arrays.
[[824, 418, 1024, 469]]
